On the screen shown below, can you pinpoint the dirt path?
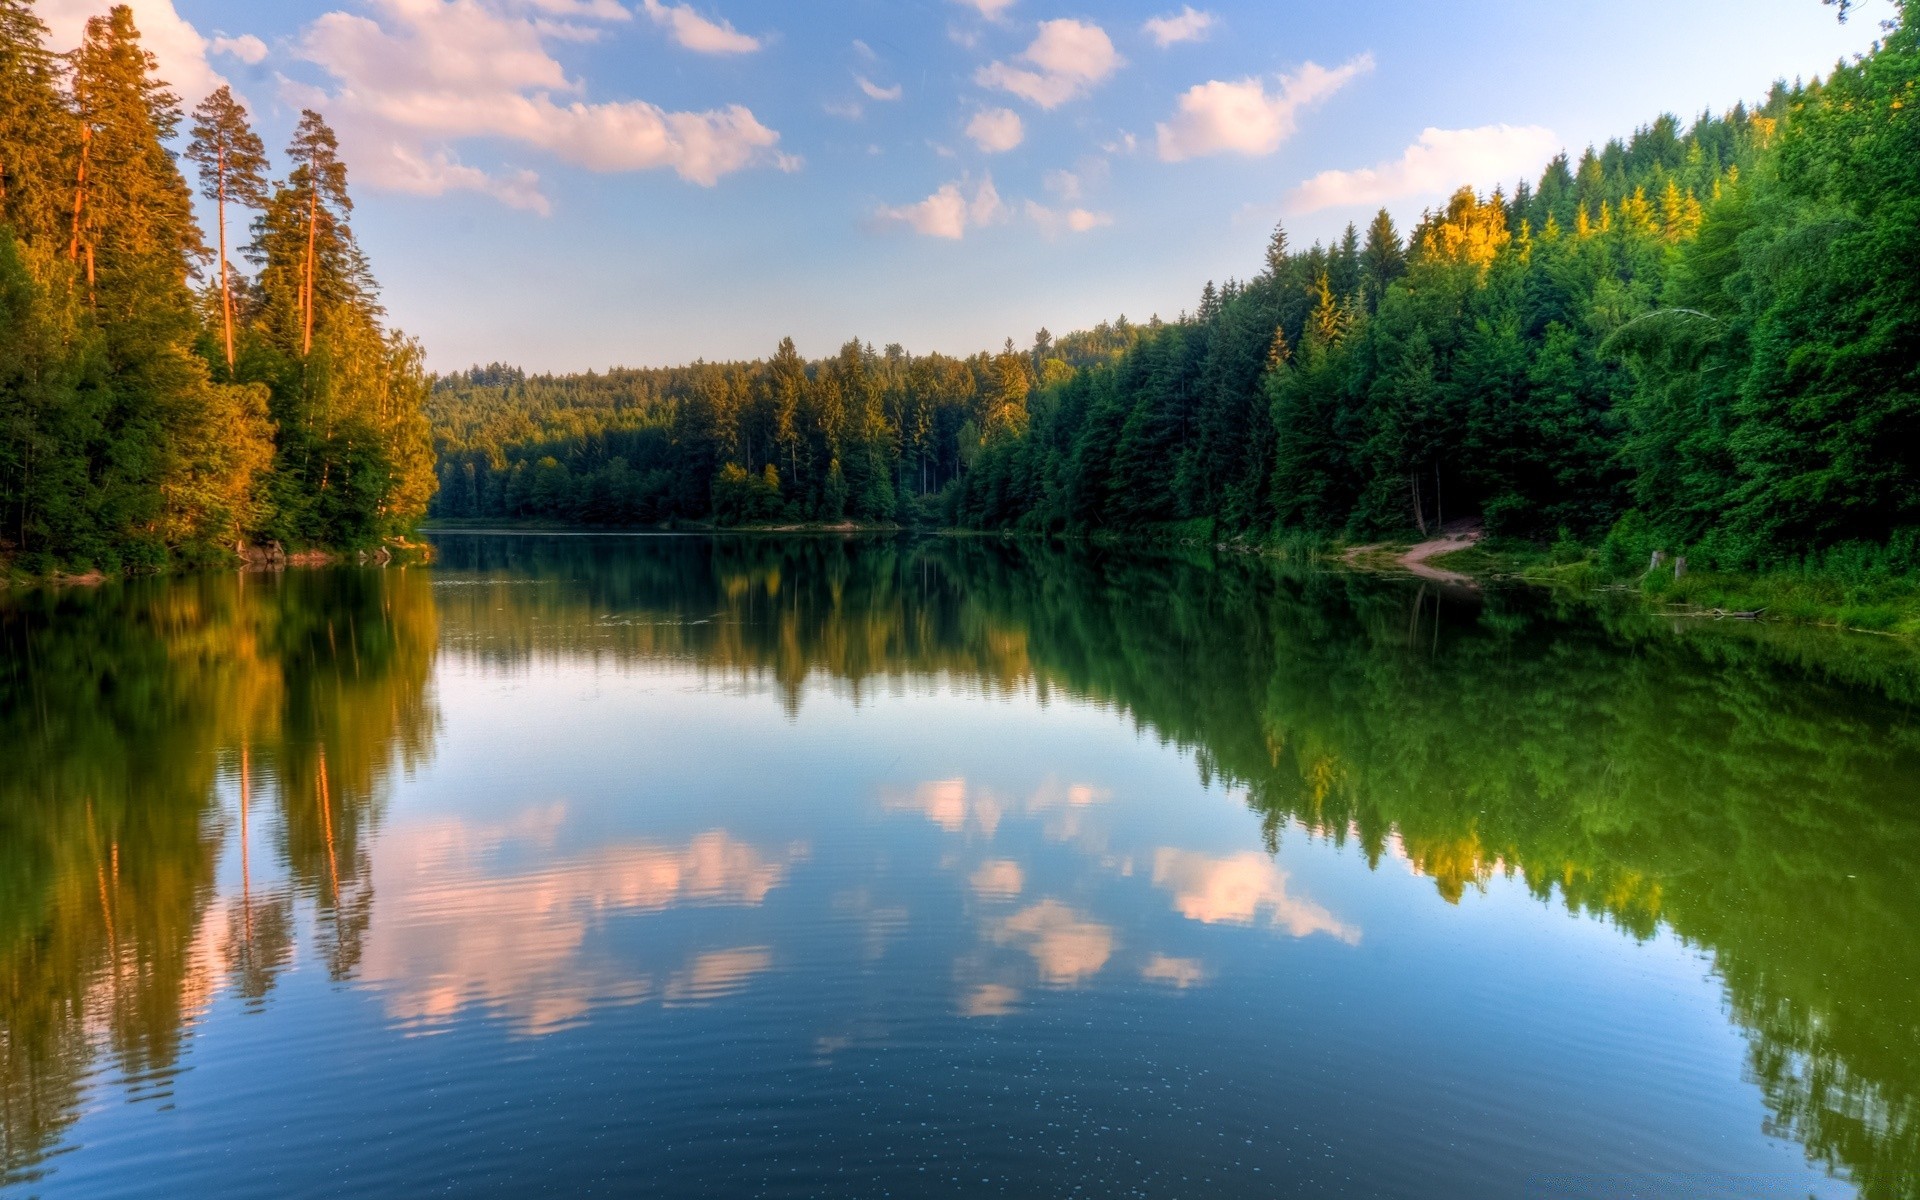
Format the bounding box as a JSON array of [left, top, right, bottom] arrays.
[[1400, 529, 1482, 585]]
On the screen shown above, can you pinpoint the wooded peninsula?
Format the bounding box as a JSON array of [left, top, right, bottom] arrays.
[[0, 2, 432, 576]]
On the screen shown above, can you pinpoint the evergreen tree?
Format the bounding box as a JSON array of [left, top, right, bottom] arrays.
[[186, 86, 268, 375]]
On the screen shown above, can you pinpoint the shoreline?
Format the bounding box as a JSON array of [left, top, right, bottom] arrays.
[[2, 538, 435, 592], [13, 521, 1919, 644]]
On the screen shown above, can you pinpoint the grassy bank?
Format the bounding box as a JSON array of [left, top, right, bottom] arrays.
[[1395, 537, 1920, 639]]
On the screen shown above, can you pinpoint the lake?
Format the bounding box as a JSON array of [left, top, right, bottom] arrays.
[[2, 533, 1915, 1199]]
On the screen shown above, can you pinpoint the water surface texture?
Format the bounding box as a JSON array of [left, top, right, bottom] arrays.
[[3, 534, 1916, 1199]]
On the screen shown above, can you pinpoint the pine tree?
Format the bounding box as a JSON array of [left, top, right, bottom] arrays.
[[1358, 210, 1405, 313], [1263, 222, 1290, 280], [186, 86, 268, 374], [0, 0, 70, 248], [285, 111, 352, 358]]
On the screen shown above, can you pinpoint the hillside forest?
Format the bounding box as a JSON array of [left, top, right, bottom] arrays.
[[0, 2, 434, 574], [432, 0, 1917, 579]]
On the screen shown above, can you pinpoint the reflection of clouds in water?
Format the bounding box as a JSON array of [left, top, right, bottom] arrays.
[[1140, 953, 1209, 989], [1152, 850, 1360, 944], [990, 900, 1115, 985], [969, 859, 1025, 900], [883, 778, 1002, 837], [832, 888, 910, 961], [1027, 778, 1113, 850], [363, 815, 804, 1036], [960, 982, 1021, 1018], [664, 947, 774, 1006], [883, 776, 1111, 845]]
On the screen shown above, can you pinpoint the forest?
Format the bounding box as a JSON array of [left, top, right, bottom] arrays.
[[0, 2, 434, 576], [433, 0, 1917, 580]]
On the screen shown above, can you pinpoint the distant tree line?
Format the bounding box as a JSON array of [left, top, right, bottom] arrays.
[[0, 2, 434, 574], [427, 322, 1138, 527], [435, 2, 1917, 575]]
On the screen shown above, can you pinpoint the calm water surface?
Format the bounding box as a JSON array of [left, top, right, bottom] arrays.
[[2, 534, 1916, 1199]]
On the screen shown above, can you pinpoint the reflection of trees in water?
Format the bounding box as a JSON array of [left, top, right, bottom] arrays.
[[3, 535, 1915, 1196], [0, 569, 439, 1186], [436, 533, 1920, 1199]]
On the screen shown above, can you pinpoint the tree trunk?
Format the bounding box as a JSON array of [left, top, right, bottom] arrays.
[[218, 147, 236, 373], [1411, 472, 1428, 535], [1434, 462, 1444, 530], [67, 126, 89, 264], [303, 185, 319, 357]]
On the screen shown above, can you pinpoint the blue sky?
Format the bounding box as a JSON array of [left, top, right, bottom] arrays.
[[39, 0, 1886, 371]]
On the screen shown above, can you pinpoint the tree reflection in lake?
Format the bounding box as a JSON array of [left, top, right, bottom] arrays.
[[429, 533, 1919, 1199], [2, 534, 1915, 1198], [0, 569, 437, 1186]]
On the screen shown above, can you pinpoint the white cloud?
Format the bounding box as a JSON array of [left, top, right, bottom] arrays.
[[1152, 849, 1361, 942], [294, 0, 787, 212], [857, 75, 902, 102], [953, 0, 1017, 20], [824, 99, 864, 120], [212, 33, 269, 65], [1044, 159, 1106, 202], [975, 18, 1123, 109], [876, 177, 1006, 240], [1288, 124, 1560, 212], [511, 0, 632, 17], [39, 0, 225, 103], [639, 0, 760, 55], [966, 107, 1024, 153], [1142, 6, 1215, 48], [1156, 53, 1373, 162], [1024, 200, 1113, 235], [989, 900, 1113, 986]]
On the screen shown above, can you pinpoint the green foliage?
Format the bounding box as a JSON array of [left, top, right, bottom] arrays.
[[0, 7, 432, 573], [408, 2, 1917, 581]]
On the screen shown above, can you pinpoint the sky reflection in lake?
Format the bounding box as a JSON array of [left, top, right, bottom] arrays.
[[3, 533, 1914, 1199]]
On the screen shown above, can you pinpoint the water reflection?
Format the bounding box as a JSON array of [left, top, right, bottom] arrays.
[[2, 533, 1917, 1198], [361, 818, 804, 1035], [1151, 849, 1360, 942], [0, 568, 436, 1186]]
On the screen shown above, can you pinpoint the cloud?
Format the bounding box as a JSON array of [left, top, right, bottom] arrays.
[[960, 981, 1021, 1017], [1140, 953, 1208, 988], [966, 107, 1024, 153], [1043, 159, 1107, 203], [976, 18, 1123, 109], [857, 75, 902, 101], [212, 33, 268, 65], [293, 0, 787, 211], [639, 0, 760, 54], [1024, 200, 1113, 235], [969, 859, 1025, 900], [663, 947, 774, 1005], [371, 144, 553, 214], [990, 900, 1114, 985], [874, 177, 1006, 240], [1156, 53, 1373, 162], [1151, 849, 1361, 943], [883, 776, 1003, 830], [953, 0, 1017, 19], [512, 0, 632, 17], [39, 0, 226, 103], [1288, 124, 1560, 212], [361, 818, 805, 1036], [1142, 6, 1214, 48]]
